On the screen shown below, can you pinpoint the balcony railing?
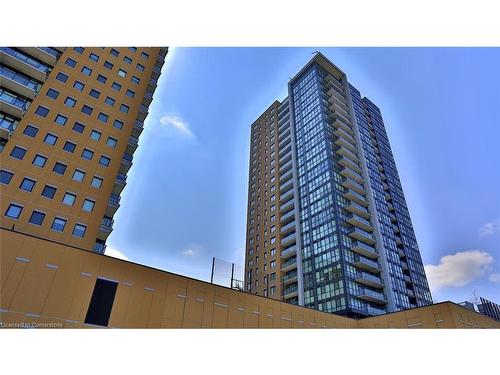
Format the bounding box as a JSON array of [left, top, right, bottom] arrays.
[[134, 120, 144, 129], [0, 89, 30, 110], [38, 47, 61, 58], [108, 193, 121, 205], [116, 173, 128, 183], [355, 272, 384, 288], [0, 65, 41, 92], [0, 47, 51, 73], [357, 288, 387, 304], [351, 241, 378, 259], [280, 245, 297, 259], [280, 232, 296, 246]]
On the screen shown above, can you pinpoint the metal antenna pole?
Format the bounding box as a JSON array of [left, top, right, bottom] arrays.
[[230, 263, 235, 289], [210, 257, 215, 284]]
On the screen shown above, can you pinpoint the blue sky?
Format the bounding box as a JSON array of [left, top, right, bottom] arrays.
[[107, 47, 500, 305]]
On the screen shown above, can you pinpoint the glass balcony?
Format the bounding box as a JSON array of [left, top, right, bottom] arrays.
[[108, 193, 121, 207], [278, 144, 292, 160], [283, 271, 298, 284], [336, 144, 358, 163], [340, 166, 364, 184], [128, 136, 139, 147], [134, 120, 144, 129], [279, 159, 292, 175], [345, 201, 370, 219], [278, 151, 292, 167], [404, 275, 412, 283], [407, 289, 415, 298], [357, 288, 387, 305], [284, 285, 299, 299], [279, 189, 294, 204], [0, 88, 30, 111], [349, 227, 376, 245], [281, 256, 297, 272], [0, 65, 41, 92], [280, 209, 295, 224], [401, 261, 409, 271], [334, 127, 356, 145], [280, 221, 296, 235], [100, 217, 114, 232], [38, 47, 61, 58], [279, 134, 291, 150], [332, 117, 353, 135], [351, 241, 378, 259], [278, 127, 291, 143], [279, 179, 293, 194], [280, 198, 295, 213], [346, 214, 373, 232], [339, 156, 362, 174], [280, 245, 297, 259], [343, 189, 368, 207], [354, 256, 381, 273], [355, 272, 384, 289], [395, 236, 403, 246], [342, 178, 365, 195], [367, 306, 386, 316], [280, 232, 296, 247], [115, 173, 128, 184]]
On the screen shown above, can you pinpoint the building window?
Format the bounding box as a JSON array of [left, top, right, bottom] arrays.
[[99, 155, 111, 167], [103, 61, 113, 70], [73, 47, 84, 54], [136, 63, 145, 72], [270, 248, 276, 257], [63, 141, 76, 153], [110, 49, 119, 57], [89, 53, 99, 62], [98, 112, 108, 123], [125, 89, 135, 98], [51, 217, 67, 232], [82, 199, 95, 212], [10, 146, 27, 160], [91, 176, 103, 188], [55, 72, 68, 83], [89, 89, 100, 98], [19, 177, 36, 192], [119, 104, 129, 113], [270, 272, 276, 281], [53, 162, 67, 175], [270, 260, 276, 269], [118, 69, 127, 77], [131, 76, 140, 84], [23, 125, 38, 137], [72, 169, 85, 182], [104, 96, 115, 106], [1, 170, 14, 185], [28, 210, 46, 226], [72, 223, 87, 238], [65, 58, 77, 68], [46, 88, 59, 99], [141, 52, 149, 60], [270, 286, 275, 295], [73, 81, 85, 91], [64, 97, 76, 108], [81, 149, 94, 160], [54, 114, 68, 126], [81, 105, 93, 115], [32, 154, 47, 168], [113, 119, 124, 129], [123, 56, 132, 64], [5, 203, 23, 219], [81, 66, 92, 76], [41, 185, 57, 199], [111, 82, 121, 91], [62, 192, 76, 206], [128, 47, 137, 52], [35, 106, 49, 118], [90, 130, 101, 141], [97, 74, 107, 84], [72, 122, 85, 133], [106, 137, 117, 148]]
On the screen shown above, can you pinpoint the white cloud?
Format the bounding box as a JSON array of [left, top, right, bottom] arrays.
[[479, 219, 500, 237], [424, 250, 493, 290], [182, 244, 203, 257], [105, 247, 129, 261], [489, 273, 500, 283], [159, 114, 194, 138]]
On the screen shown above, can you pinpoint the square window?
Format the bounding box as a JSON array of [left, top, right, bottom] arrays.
[[0, 170, 14, 185], [98, 112, 109, 123], [53, 162, 67, 175], [118, 69, 127, 77], [81, 105, 93, 115], [62, 192, 76, 206], [113, 119, 124, 129], [91, 176, 103, 188], [104, 61, 113, 70], [72, 122, 85, 133], [73, 81, 85, 91], [35, 106, 49, 118], [89, 89, 100, 98], [55, 72, 68, 83], [105, 96, 115, 106], [81, 66, 92, 76], [64, 97, 77, 108], [90, 130, 101, 141], [125, 89, 135, 98], [46, 88, 59, 99], [23, 125, 38, 137], [10, 146, 27, 160], [110, 48, 119, 57], [99, 155, 110, 167], [89, 53, 99, 62], [51, 217, 67, 232], [74, 47, 84, 54], [82, 148, 94, 160], [106, 137, 117, 148], [63, 141, 76, 153], [97, 74, 107, 83], [131, 76, 140, 84], [43, 132, 58, 146], [141, 52, 149, 60], [29, 210, 46, 225], [19, 177, 36, 192], [72, 169, 85, 182], [129, 47, 137, 52], [65, 58, 77, 67], [54, 114, 68, 126], [136, 63, 145, 72], [120, 104, 129, 113], [5, 203, 23, 219], [41, 185, 57, 199], [123, 56, 132, 64], [32, 154, 47, 167], [72, 223, 87, 238], [82, 199, 95, 212], [111, 82, 121, 91]]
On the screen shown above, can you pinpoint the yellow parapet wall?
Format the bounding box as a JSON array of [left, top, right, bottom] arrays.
[[1, 228, 499, 328]]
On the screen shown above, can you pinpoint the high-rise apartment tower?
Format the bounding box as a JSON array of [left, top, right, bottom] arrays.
[[1, 47, 168, 253], [244, 53, 432, 318]]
